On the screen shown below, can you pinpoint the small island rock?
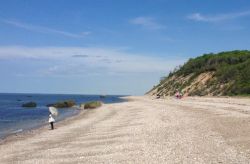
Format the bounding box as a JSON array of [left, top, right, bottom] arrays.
[[22, 102, 37, 108]]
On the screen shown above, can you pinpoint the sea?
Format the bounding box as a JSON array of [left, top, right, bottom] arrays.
[[0, 93, 125, 139]]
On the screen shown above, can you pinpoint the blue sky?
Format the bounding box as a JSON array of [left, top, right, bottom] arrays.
[[0, 0, 250, 95]]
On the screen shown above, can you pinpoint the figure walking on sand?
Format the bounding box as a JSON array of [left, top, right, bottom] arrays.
[[48, 106, 58, 130], [48, 113, 55, 130]]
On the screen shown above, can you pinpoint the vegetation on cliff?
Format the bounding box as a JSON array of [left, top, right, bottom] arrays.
[[148, 50, 250, 96]]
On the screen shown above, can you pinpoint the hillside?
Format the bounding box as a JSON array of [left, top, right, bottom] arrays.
[[147, 50, 250, 97]]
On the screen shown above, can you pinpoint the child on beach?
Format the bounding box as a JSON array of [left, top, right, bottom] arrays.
[[48, 113, 55, 130]]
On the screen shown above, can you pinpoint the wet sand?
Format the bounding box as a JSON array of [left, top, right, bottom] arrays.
[[0, 96, 250, 163]]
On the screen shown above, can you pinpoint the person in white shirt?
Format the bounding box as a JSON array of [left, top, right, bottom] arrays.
[[48, 113, 55, 130]]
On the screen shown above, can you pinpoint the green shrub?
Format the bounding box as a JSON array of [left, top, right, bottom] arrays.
[[84, 101, 102, 109]]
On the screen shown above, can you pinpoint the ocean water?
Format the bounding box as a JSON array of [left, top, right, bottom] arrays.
[[0, 93, 125, 139]]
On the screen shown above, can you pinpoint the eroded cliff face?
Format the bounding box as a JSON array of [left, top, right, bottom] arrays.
[[147, 50, 250, 97], [147, 71, 233, 97]]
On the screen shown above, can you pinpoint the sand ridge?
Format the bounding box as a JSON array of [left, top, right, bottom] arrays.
[[0, 96, 250, 163]]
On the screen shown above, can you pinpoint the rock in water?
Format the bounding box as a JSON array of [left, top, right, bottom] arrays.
[[49, 100, 76, 108], [22, 102, 37, 108], [84, 101, 102, 109]]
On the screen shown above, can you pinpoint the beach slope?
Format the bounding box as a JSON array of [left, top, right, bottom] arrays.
[[1, 96, 250, 163]]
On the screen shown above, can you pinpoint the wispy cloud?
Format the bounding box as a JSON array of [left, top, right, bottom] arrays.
[[71, 54, 89, 58], [1, 19, 91, 38], [187, 10, 250, 22], [0, 46, 185, 76], [130, 16, 165, 30]]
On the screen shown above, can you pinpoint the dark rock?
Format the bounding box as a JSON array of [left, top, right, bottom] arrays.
[[100, 95, 106, 98], [22, 102, 37, 108], [50, 100, 76, 108]]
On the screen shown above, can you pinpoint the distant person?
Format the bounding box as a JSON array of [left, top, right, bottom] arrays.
[[48, 113, 55, 130], [179, 92, 183, 99], [175, 90, 183, 99], [175, 91, 180, 99]]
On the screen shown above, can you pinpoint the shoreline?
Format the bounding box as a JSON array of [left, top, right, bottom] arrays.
[[0, 97, 128, 145], [0, 107, 80, 141], [1, 96, 250, 163], [1, 95, 249, 145], [0, 108, 84, 145]]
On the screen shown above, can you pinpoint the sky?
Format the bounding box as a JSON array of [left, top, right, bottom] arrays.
[[0, 0, 250, 95]]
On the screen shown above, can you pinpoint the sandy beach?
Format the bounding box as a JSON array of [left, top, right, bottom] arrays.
[[1, 96, 250, 163]]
